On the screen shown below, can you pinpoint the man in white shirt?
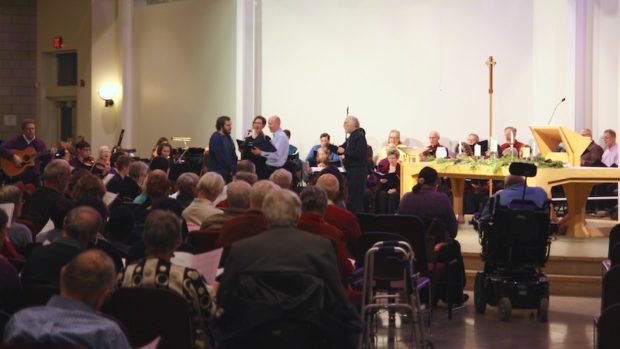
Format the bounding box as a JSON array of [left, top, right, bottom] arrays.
[[251, 115, 289, 177], [602, 129, 618, 167]]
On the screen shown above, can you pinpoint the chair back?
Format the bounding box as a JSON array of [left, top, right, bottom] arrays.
[[355, 213, 377, 233], [216, 272, 332, 349], [375, 214, 429, 275], [610, 242, 620, 268], [21, 284, 60, 309], [484, 200, 551, 267], [187, 228, 221, 253], [106, 287, 193, 349], [602, 265, 620, 312], [608, 224, 620, 259], [0, 310, 9, 338], [597, 303, 620, 349]]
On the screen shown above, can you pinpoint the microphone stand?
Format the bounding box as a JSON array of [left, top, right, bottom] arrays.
[[547, 98, 566, 125]]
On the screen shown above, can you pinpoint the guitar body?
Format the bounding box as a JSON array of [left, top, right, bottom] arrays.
[[0, 147, 40, 178]]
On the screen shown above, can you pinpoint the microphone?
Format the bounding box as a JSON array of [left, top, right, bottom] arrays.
[[547, 97, 566, 125]]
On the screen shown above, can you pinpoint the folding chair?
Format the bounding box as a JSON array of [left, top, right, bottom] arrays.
[[187, 228, 221, 253]]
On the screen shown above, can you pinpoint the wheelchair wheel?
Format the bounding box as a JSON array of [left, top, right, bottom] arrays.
[[537, 297, 549, 323], [474, 272, 486, 314], [497, 297, 512, 322]]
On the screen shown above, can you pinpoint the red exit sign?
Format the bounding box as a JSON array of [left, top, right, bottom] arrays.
[[53, 37, 64, 49]]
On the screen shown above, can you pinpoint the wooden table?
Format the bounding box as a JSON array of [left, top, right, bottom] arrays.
[[401, 162, 620, 238]]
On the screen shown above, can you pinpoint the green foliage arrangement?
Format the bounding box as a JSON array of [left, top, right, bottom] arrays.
[[427, 155, 564, 174]]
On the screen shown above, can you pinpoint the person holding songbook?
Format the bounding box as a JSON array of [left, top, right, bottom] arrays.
[[240, 115, 270, 179], [375, 148, 401, 214], [376, 129, 407, 165], [421, 130, 449, 160]]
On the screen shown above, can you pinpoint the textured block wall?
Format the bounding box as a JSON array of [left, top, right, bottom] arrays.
[[0, 0, 36, 141]]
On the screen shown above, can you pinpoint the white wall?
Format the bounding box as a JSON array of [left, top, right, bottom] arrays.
[[259, 0, 578, 159], [591, 0, 620, 146], [133, 0, 237, 157]]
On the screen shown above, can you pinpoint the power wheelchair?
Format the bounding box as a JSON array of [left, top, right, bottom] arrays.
[[472, 162, 556, 322]]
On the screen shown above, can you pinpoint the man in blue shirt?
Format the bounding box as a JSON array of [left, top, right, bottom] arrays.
[[4, 249, 131, 349], [251, 115, 289, 177], [481, 175, 548, 217], [305, 132, 340, 164], [208, 116, 238, 183]]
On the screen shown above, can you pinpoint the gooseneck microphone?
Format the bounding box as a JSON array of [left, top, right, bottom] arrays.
[[547, 97, 566, 125]]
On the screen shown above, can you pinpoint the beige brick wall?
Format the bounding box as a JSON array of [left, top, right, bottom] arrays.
[[0, 0, 36, 142]]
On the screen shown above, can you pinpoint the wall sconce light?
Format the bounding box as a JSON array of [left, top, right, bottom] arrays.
[[98, 85, 116, 107]]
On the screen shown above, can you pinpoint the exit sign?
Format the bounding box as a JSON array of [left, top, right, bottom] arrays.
[[53, 37, 64, 49]]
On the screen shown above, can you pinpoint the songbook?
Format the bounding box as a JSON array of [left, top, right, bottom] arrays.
[[310, 166, 346, 173], [103, 191, 119, 207], [236, 138, 277, 153], [171, 248, 223, 285], [375, 171, 400, 188], [0, 203, 14, 228]]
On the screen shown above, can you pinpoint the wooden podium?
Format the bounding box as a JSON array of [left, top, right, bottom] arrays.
[[529, 126, 591, 167]]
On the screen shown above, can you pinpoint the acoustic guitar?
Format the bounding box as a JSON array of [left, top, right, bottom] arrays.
[[0, 147, 50, 178]]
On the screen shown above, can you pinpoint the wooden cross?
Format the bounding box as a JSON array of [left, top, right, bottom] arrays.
[[486, 56, 496, 94]]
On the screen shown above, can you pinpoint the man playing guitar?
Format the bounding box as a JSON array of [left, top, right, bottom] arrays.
[[0, 119, 54, 186]]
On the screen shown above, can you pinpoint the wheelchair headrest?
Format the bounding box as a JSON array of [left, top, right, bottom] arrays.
[[509, 162, 537, 177]]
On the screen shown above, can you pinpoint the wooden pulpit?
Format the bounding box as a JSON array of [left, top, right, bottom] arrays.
[[529, 126, 591, 167]]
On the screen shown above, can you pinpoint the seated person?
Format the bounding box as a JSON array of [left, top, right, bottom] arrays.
[[69, 140, 95, 171], [182, 172, 224, 227], [217, 189, 361, 348], [305, 132, 341, 163], [118, 210, 215, 349], [579, 128, 604, 167], [499, 126, 524, 157], [421, 130, 449, 160], [398, 166, 466, 305], [21, 206, 100, 286], [375, 149, 401, 214], [481, 175, 548, 217], [4, 250, 130, 349], [602, 129, 618, 167], [376, 129, 407, 164], [0, 209, 21, 313]]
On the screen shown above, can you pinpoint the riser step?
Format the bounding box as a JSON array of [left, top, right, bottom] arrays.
[[465, 270, 601, 298]]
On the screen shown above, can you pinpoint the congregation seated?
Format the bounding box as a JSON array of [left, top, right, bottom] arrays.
[[398, 166, 467, 304], [0, 209, 21, 313], [217, 180, 274, 248], [298, 186, 353, 283], [21, 206, 101, 287], [117, 160, 147, 202], [316, 173, 362, 256], [375, 148, 401, 214], [4, 249, 131, 348], [182, 172, 224, 228], [118, 210, 215, 349], [0, 185, 33, 250], [216, 189, 362, 348], [174, 171, 199, 209], [269, 168, 293, 190], [105, 204, 136, 256], [133, 169, 171, 223], [106, 154, 133, 194], [201, 180, 251, 230], [21, 159, 73, 233]]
